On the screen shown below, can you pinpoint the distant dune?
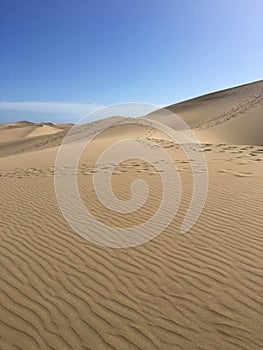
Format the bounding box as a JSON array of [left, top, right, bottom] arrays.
[[0, 122, 71, 158], [0, 81, 263, 349]]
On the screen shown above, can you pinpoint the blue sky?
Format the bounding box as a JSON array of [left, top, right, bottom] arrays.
[[0, 0, 262, 123]]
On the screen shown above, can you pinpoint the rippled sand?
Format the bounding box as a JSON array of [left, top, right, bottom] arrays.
[[1, 81, 263, 349]]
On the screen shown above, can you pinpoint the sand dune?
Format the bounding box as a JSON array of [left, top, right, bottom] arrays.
[[25, 124, 63, 138], [0, 122, 71, 158], [0, 82, 263, 349], [148, 80, 263, 145], [0, 122, 64, 143]]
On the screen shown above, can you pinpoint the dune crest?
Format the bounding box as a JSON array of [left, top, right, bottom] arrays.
[[148, 80, 263, 145]]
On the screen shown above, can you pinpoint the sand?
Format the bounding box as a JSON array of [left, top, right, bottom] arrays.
[[0, 81, 263, 349], [148, 80, 263, 145]]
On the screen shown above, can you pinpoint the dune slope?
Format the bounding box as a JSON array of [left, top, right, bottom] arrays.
[[148, 80, 263, 145]]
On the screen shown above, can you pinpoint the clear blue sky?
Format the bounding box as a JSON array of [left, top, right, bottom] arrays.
[[0, 0, 262, 123]]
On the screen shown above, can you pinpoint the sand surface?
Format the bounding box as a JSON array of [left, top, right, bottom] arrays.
[[148, 80, 263, 145], [0, 81, 263, 349]]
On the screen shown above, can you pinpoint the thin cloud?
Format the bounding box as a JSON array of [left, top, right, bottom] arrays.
[[0, 101, 104, 115]]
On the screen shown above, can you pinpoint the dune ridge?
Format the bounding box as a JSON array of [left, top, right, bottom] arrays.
[[148, 79, 263, 145]]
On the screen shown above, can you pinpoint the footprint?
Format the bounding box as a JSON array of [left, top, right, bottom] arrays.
[[234, 172, 252, 177]]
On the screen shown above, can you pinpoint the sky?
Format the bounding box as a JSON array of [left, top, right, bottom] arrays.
[[0, 0, 263, 124]]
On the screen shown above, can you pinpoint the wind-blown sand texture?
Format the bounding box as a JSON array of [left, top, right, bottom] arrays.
[[1, 81, 263, 349], [148, 80, 263, 145]]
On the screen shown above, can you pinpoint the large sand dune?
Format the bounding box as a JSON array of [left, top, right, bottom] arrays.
[[148, 79, 263, 145], [0, 81, 263, 349]]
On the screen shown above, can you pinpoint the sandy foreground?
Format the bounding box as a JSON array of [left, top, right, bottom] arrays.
[[0, 81, 263, 349]]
